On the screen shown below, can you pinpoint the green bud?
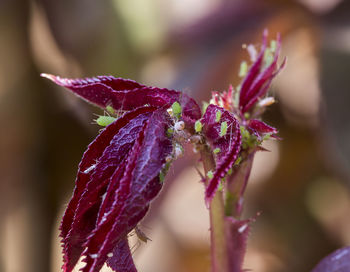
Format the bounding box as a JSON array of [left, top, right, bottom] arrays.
[[270, 40, 277, 52], [106, 105, 116, 115], [167, 128, 174, 137], [263, 133, 271, 141], [216, 110, 222, 123], [220, 121, 228, 137], [195, 120, 203, 132], [96, 116, 117, 127], [202, 101, 209, 113], [159, 171, 165, 183], [240, 126, 250, 139], [234, 156, 242, 166], [207, 170, 214, 179], [171, 101, 182, 117], [264, 48, 273, 67], [213, 147, 221, 154], [218, 180, 224, 191], [239, 61, 248, 77], [227, 168, 233, 175]]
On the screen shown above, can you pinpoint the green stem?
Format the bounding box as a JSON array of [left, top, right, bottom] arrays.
[[225, 151, 255, 218], [201, 146, 229, 272]]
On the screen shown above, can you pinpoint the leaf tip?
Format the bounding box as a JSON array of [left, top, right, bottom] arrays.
[[40, 73, 56, 81]]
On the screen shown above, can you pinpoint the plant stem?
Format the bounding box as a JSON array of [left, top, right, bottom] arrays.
[[225, 151, 255, 218], [201, 146, 229, 272]]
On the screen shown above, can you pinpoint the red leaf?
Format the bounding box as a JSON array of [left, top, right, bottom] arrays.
[[60, 107, 172, 272], [201, 104, 241, 203], [80, 110, 172, 272], [61, 106, 157, 272], [41, 74, 201, 125]]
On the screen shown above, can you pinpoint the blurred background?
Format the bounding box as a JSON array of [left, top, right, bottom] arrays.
[[0, 0, 349, 272]]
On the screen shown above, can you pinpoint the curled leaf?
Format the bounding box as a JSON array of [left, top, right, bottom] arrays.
[[201, 104, 241, 202], [239, 30, 285, 113]]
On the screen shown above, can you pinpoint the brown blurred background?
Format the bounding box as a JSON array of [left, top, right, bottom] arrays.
[[0, 0, 349, 272]]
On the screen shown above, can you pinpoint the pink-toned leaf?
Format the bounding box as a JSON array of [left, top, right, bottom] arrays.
[[239, 30, 285, 113], [202, 104, 241, 202], [79, 110, 173, 272], [243, 57, 286, 113], [41, 74, 201, 125], [248, 119, 277, 134], [225, 216, 255, 272], [311, 246, 350, 272], [239, 30, 268, 111], [247, 119, 277, 141]]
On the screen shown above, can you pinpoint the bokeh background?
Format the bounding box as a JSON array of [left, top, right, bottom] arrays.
[[0, 0, 349, 272]]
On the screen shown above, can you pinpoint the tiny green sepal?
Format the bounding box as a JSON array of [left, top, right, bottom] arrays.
[[159, 172, 165, 183], [171, 101, 182, 117], [207, 170, 214, 179], [239, 61, 248, 77], [234, 156, 242, 166], [220, 121, 228, 137], [218, 180, 224, 192], [264, 48, 273, 67], [213, 147, 221, 154], [240, 126, 250, 139], [96, 116, 117, 127], [167, 127, 174, 135], [216, 110, 222, 123], [106, 105, 116, 115], [195, 120, 203, 132], [263, 133, 271, 141], [270, 40, 277, 52], [202, 101, 209, 113]]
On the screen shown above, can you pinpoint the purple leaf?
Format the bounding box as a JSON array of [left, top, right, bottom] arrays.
[[80, 110, 172, 272], [41, 74, 201, 125], [61, 106, 157, 272], [106, 238, 137, 272], [311, 247, 350, 272], [60, 107, 173, 272], [202, 104, 241, 202]]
